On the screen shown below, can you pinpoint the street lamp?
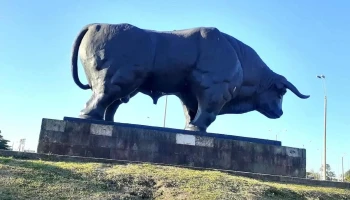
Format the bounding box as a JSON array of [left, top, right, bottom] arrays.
[[268, 129, 287, 141], [317, 74, 327, 180]]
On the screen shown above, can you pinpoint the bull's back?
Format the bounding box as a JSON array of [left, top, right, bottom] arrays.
[[147, 28, 205, 91], [151, 28, 201, 70], [79, 23, 154, 72]]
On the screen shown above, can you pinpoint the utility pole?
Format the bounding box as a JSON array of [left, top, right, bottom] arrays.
[[317, 74, 327, 181], [342, 156, 344, 182], [342, 154, 347, 182], [163, 95, 168, 128]]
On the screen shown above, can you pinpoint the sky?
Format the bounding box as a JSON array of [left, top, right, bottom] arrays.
[[0, 0, 349, 177]]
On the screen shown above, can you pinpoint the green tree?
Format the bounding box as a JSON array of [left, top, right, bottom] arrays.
[[345, 170, 350, 182], [307, 169, 321, 180], [0, 130, 10, 150], [319, 164, 336, 181]]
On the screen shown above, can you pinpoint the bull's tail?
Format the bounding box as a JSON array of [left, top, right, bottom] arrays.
[[71, 25, 91, 90]]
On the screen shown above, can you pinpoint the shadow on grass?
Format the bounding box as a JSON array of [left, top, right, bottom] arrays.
[[263, 186, 349, 200], [0, 158, 97, 199], [263, 187, 307, 200], [0, 157, 156, 199], [0, 157, 83, 181]]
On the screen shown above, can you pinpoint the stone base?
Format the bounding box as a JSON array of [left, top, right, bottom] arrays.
[[37, 117, 306, 178]]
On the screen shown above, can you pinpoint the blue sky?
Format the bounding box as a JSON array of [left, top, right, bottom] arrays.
[[1, 1, 349, 176]]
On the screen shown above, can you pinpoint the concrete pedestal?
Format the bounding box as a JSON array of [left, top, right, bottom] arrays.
[[37, 117, 306, 178]]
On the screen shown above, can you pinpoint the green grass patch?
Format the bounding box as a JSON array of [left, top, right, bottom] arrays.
[[0, 156, 349, 199]]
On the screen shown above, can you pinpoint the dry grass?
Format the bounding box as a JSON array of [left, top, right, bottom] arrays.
[[0, 156, 349, 200]]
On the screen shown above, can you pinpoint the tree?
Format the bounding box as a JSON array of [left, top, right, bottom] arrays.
[[319, 164, 336, 181], [307, 169, 321, 180], [0, 130, 10, 150], [345, 170, 350, 182]]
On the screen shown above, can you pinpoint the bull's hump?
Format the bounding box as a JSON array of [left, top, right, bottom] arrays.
[[87, 23, 141, 34], [154, 26, 218, 37], [88, 23, 136, 27], [114, 23, 138, 30]]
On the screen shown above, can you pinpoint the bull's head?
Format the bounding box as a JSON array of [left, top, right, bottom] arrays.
[[256, 77, 309, 119]]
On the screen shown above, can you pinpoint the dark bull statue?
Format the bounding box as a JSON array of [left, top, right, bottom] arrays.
[[71, 23, 310, 132]]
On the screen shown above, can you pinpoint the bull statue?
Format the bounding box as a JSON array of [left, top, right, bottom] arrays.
[[71, 23, 310, 132]]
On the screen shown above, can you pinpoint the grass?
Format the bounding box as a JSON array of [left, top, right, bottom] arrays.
[[0, 156, 349, 200]]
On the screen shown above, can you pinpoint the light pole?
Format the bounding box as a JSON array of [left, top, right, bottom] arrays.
[[163, 95, 168, 128], [342, 154, 347, 182], [317, 74, 327, 180], [342, 156, 344, 182], [268, 129, 287, 141]]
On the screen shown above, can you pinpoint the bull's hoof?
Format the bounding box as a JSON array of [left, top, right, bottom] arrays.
[[104, 117, 115, 122], [78, 114, 103, 121], [185, 124, 206, 132]]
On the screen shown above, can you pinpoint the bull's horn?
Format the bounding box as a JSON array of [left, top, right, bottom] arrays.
[[282, 79, 310, 99]]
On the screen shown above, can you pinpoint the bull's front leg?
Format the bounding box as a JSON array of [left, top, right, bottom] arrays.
[[189, 84, 233, 132]]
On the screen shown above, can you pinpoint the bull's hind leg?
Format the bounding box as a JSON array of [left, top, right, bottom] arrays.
[[104, 90, 139, 121], [80, 67, 146, 120], [183, 104, 197, 130], [80, 92, 115, 120], [80, 85, 129, 120], [104, 99, 123, 121], [177, 93, 198, 130]]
